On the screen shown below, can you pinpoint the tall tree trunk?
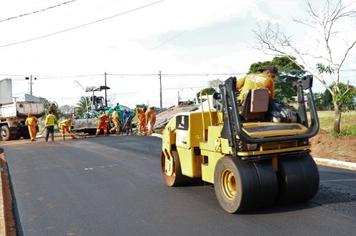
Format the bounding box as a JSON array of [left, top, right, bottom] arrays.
[[333, 102, 341, 134]]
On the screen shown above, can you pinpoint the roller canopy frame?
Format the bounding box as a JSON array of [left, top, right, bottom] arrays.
[[219, 76, 319, 155]]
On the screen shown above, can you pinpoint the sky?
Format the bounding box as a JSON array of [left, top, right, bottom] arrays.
[[0, 0, 355, 108]]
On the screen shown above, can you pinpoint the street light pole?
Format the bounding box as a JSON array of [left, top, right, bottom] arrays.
[[25, 75, 37, 96], [159, 71, 162, 110], [104, 72, 108, 107]]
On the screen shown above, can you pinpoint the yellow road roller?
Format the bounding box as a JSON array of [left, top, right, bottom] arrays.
[[161, 75, 319, 213]]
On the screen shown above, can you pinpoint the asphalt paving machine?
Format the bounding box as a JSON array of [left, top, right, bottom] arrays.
[[72, 85, 135, 135], [161, 75, 319, 213]]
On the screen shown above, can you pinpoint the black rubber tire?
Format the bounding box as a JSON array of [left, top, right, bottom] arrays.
[[20, 126, 30, 139], [87, 129, 97, 136], [1, 125, 11, 141], [161, 150, 194, 187], [277, 152, 319, 204], [214, 156, 262, 213], [253, 160, 278, 208]]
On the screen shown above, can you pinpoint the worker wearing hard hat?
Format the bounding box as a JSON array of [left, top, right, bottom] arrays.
[[145, 107, 156, 135], [59, 117, 76, 140], [44, 111, 57, 142], [96, 112, 110, 136], [109, 110, 120, 135], [236, 65, 277, 104], [25, 112, 38, 141]]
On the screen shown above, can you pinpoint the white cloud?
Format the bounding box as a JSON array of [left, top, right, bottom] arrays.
[[0, 0, 354, 107]]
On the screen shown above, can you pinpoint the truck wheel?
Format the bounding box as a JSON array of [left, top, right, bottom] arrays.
[[161, 150, 193, 187], [1, 126, 11, 141], [87, 129, 97, 136], [214, 156, 261, 213], [20, 126, 30, 139], [277, 153, 319, 204]]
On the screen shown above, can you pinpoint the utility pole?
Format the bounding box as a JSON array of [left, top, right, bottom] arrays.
[[104, 72, 108, 107], [25, 75, 37, 96], [159, 70, 162, 110]]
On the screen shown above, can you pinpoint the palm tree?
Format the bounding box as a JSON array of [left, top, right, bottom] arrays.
[[76, 96, 90, 116]]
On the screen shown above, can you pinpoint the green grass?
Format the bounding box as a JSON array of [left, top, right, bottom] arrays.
[[317, 110, 356, 136]]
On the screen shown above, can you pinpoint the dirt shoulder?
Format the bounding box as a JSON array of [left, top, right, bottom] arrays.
[[310, 129, 356, 163], [0, 149, 17, 235]]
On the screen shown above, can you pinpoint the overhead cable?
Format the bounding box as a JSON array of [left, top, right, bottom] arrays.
[[4, 72, 242, 80], [0, 0, 165, 48], [0, 0, 80, 23]]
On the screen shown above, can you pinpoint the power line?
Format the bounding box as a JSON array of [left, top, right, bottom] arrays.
[[0, 74, 27, 77], [4, 70, 354, 81], [108, 72, 243, 77], [3, 72, 243, 80], [0, 0, 165, 48], [43, 86, 206, 99], [0, 0, 79, 23], [151, 30, 187, 50], [342, 69, 356, 72]]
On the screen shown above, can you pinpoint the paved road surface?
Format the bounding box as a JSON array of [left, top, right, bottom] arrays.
[[3, 136, 356, 236]]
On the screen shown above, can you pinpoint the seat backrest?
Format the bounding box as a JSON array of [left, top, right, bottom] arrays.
[[250, 89, 269, 112], [241, 89, 269, 121]]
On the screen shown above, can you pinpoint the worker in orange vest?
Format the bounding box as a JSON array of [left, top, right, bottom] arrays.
[[145, 106, 156, 135], [25, 112, 38, 141], [96, 112, 110, 136], [137, 108, 147, 136], [109, 110, 120, 135], [59, 116, 76, 140]]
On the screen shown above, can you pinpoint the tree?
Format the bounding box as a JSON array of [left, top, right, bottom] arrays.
[[209, 79, 224, 91], [76, 96, 90, 116], [314, 92, 333, 110], [249, 56, 305, 103], [197, 87, 216, 97], [255, 0, 356, 133], [39, 97, 60, 117], [318, 83, 356, 111], [196, 88, 217, 103], [59, 105, 75, 115]]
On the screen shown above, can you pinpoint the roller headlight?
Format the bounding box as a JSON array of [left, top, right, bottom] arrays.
[[246, 143, 258, 151]]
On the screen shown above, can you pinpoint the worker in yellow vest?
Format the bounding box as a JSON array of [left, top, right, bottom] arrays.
[[25, 112, 38, 141], [236, 65, 277, 104], [44, 111, 57, 142]]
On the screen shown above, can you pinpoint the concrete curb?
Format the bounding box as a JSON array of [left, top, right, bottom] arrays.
[[151, 133, 163, 138], [0, 150, 6, 236], [314, 157, 356, 171], [151, 133, 356, 171]]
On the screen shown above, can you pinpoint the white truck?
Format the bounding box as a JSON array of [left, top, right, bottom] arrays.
[[0, 101, 45, 141], [0, 79, 45, 141]]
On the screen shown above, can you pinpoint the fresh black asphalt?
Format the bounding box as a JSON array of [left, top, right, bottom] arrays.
[[3, 136, 356, 236]]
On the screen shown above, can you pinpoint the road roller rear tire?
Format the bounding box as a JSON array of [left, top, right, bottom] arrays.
[[214, 156, 254, 213], [214, 157, 278, 213], [277, 153, 319, 204], [161, 150, 194, 187], [253, 160, 278, 208]]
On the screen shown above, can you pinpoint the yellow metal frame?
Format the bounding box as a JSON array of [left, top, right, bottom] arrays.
[[162, 110, 311, 184]]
